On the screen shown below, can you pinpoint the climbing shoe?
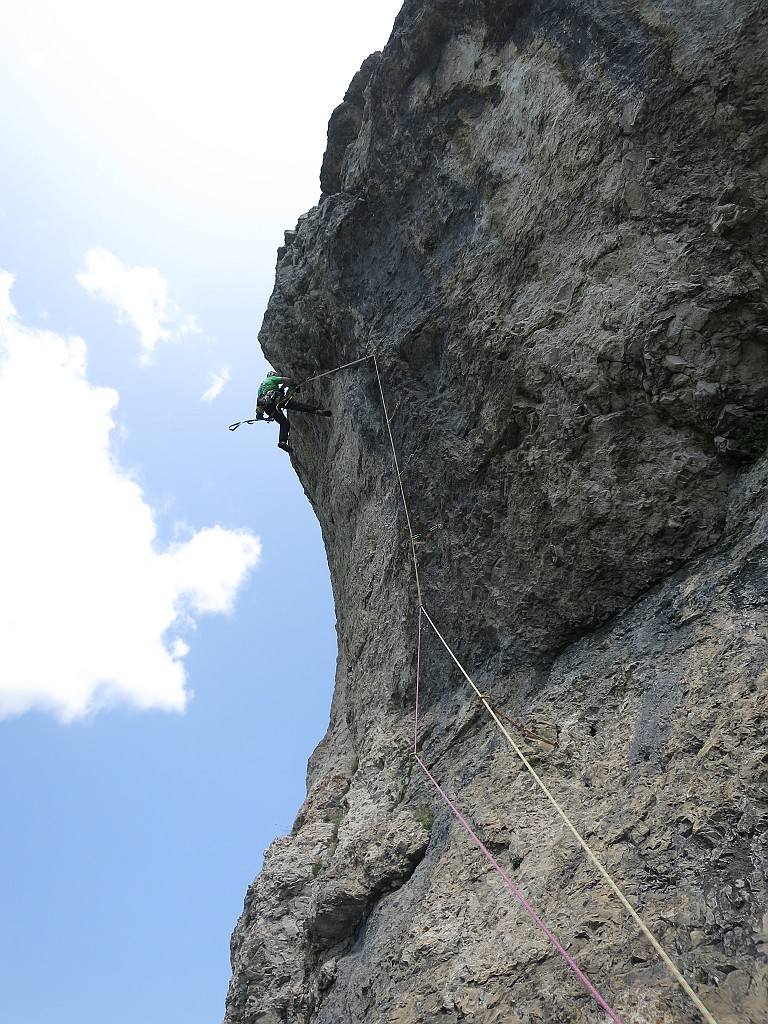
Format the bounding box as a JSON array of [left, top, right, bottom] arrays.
[[278, 441, 293, 453]]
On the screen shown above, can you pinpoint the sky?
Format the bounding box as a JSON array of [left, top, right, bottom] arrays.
[[0, 3, 404, 1023]]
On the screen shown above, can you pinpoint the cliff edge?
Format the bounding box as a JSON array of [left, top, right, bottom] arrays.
[[225, 2, 768, 1021]]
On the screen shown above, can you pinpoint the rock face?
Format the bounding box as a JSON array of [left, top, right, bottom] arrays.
[[225, 2, 768, 1022]]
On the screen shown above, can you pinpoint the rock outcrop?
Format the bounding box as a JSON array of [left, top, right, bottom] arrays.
[[225, 2, 768, 1022]]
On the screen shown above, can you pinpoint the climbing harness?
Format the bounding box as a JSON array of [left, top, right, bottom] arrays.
[[276, 385, 302, 409], [229, 383, 305, 431]]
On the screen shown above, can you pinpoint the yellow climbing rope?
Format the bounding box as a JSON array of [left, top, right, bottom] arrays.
[[263, 349, 720, 1024], [368, 352, 720, 1024]]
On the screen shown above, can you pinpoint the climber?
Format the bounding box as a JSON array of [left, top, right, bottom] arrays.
[[256, 370, 331, 453]]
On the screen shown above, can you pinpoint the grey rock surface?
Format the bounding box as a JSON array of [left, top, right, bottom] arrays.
[[225, 1, 768, 1022]]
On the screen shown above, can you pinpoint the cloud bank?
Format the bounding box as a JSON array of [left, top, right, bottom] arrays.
[[77, 248, 200, 364], [0, 271, 260, 721]]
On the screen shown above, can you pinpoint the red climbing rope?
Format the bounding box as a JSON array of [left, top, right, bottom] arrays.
[[414, 753, 627, 1024]]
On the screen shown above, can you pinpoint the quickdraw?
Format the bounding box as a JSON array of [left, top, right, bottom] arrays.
[[228, 418, 260, 431]]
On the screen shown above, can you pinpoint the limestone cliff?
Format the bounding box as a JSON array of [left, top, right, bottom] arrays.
[[225, 2, 768, 1022]]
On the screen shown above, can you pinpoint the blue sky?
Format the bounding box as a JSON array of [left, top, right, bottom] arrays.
[[0, 3, 403, 1022]]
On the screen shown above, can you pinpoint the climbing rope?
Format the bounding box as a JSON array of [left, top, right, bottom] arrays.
[[240, 349, 719, 1024], [299, 354, 374, 387], [370, 368, 622, 1021], [414, 606, 423, 752], [372, 352, 423, 608], [416, 607, 719, 1024], [367, 355, 719, 1024], [412, 605, 624, 1019], [414, 753, 626, 1024]]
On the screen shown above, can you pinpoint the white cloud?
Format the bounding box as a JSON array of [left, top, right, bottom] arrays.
[[0, 270, 15, 317], [0, 271, 261, 721], [0, 1, 404, 216], [201, 365, 230, 403], [77, 248, 200, 365]]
